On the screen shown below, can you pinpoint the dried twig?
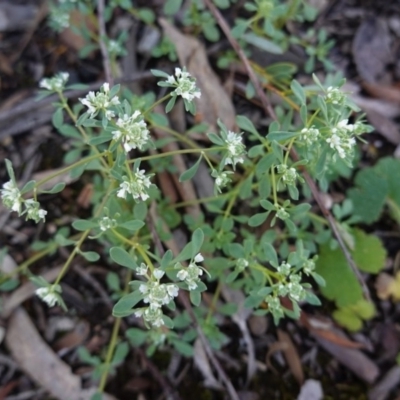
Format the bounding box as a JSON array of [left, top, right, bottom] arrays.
[[204, 0, 371, 302]]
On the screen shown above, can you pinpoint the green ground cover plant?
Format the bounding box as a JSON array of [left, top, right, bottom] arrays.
[[0, 0, 387, 398]]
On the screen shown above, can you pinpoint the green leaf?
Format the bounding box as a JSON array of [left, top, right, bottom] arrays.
[[226, 270, 239, 283], [256, 153, 276, 176], [207, 132, 224, 146], [267, 131, 299, 141], [191, 228, 204, 257], [351, 299, 375, 319], [78, 347, 100, 366], [91, 392, 102, 400], [190, 290, 201, 306], [111, 342, 129, 365], [163, 0, 183, 15], [315, 244, 363, 308], [72, 219, 98, 231], [113, 292, 142, 317], [110, 247, 138, 270], [20, 180, 36, 194], [52, 108, 64, 129], [41, 182, 65, 194], [242, 32, 283, 54], [106, 272, 120, 292], [248, 212, 268, 227], [165, 96, 176, 113], [126, 328, 147, 346], [333, 308, 362, 332], [89, 134, 112, 146], [109, 84, 120, 99], [81, 251, 100, 262], [352, 229, 386, 273], [134, 202, 148, 220], [347, 168, 388, 224], [162, 314, 174, 329], [305, 291, 321, 306], [263, 243, 278, 266], [171, 339, 193, 357], [151, 69, 170, 79], [236, 115, 260, 137], [290, 80, 306, 105], [179, 156, 202, 182], [5, 159, 16, 181], [174, 242, 193, 263], [119, 220, 145, 231], [249, 144, 264, 158], [138, 8, 155, 23]]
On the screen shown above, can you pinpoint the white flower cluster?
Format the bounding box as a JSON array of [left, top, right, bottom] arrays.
[[117, 170, 152, 202], [49, 6, 70, 31], [211, 170, 233, 193], [274, 264, 306, 303], [223, 131, 246, 169], [112, 111, 150, 152], [265, 275, 306, 322], [35, 284, 62, 307], [80, 83, 120, 120], [135, 266, 179, 327], [237, 258, 249, 271], [277, 261, 291, 276], [176, 253, 204, 290], [276, 205, 289, 220], [107, 40, 125, 56], [165, 67, 201, 102], [277, 164, 298, 185], [265, 295, 284, 321], [300, 126, 320, 145], [99, 216, 117, 232], [39, 72, 69, 92], [325, 86, 346, 105], [326, 119, 358, 159], [1, 181, 47, 223]]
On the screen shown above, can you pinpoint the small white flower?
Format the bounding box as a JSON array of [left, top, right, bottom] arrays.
[[1, 180, 23, 214], [112, 111, 150, 152], [139, 283, 148, 294], [276, 206, 290, 220], [277, 262, 291, 276], [79, 83, 120, 119], [300, 127, 320, 145], [136, 263, 148, 276], [99, 216, 116, 231], [223, 131, 246, 168], [153, 269, 165, 280], [25, 199, 47, 223], [39, 72, 69, 92], [211, 170, 233, 193], [38, 209, 47, 219], [35, 285, 62, 307], [116, 170, 153, 202], [164, 67, 201, 102], [237, 258, 249, 271], [277, 164, 297, 185], [325, 86, 346, 105], [177, 269, 188, 280], [303, 259, 316, 275], [142, 281, 179, 309], [326, 134, 346, 158], [194, 253, 204, 263], [287, 274, 305, 302], [143, 307, 164, 327], [167, 284, 179, 298], [177, 262, 203, 290]]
